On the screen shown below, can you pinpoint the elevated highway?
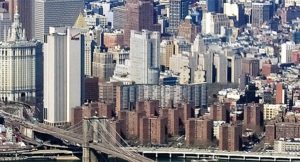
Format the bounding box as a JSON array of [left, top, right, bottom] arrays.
[[135, 147, 300, 161]]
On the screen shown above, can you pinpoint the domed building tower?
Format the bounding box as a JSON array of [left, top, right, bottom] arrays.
[[177, 15, 200, 43]]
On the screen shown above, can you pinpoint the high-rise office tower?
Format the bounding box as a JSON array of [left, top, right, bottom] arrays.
[[160, 40, 175, 69], [43, 27, 84, 127], [213, 53, 227, 83], [223, 2, 246, 27], [112, 6, 126, 30], [168, 0, 189, 34], [281, 41, 296, 63], [198, 53, 213, 83], [192, 34, 206, 54], [206, 0, 223, 13], [129, 30, 160, 84], [92, 49, 115, 82], [0, 8, 11, 42], [177, 16, 200, 43], [6, 0, 34, 40], [202, 12, 231, 35], [226, 53, 242, 84], [34, 0, 84, 42], [251, 2, 272, 27], [73, 13, 97, 76], [0, 8, 43, 103], [123, 0, 158, 46], [241, 58, 260, 77], [84, 31, 97, 76]]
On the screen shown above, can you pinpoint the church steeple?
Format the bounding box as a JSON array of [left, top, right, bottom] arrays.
[[7, 5, 26, 42]]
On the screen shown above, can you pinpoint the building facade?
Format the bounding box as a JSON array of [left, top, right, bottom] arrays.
[[0, 9, 11, 42], [34, 0, 84, 41], [177, 16, 199, 43], [242, 58, 260, 77], [206, 0, 223, 13], [92, 50, 115, 82], [219, 124, 242, 151], [264, 104, 283, 120], [285, 0, 300, 7], [129, 30, 160, 84], [202, 12, 231, 35], [251, 2, 272, 27], [123, 0, 158, 46], [0, 9, 42, 103], [160, 40, 175, 69], [112, 6, 126, 30], [168, 0, 189, 34], [43, 27, 84, 126], [116, 83, 207, 113]]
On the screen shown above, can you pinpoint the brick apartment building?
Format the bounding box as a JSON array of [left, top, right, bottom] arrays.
[[185, 118, 213, 147], [219, 124, 242, 151]]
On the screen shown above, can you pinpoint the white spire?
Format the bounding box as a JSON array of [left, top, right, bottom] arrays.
[[6, 5, 26, 42]]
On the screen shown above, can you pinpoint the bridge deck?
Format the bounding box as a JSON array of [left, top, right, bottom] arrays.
[[0, 110, 153, 162]]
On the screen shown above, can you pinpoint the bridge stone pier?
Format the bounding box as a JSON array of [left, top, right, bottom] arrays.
[[83, 117, 109, 162]]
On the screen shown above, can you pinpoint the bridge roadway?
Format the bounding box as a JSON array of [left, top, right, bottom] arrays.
[[0, 110, 153, 162], [134, 147, 300, 161]]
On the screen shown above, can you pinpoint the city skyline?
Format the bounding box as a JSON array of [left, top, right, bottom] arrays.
[[1, 0, 300, 161]]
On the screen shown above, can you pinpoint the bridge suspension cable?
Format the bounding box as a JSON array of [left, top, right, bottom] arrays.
[[66, 120, 83, 131], [96, 120, 134, 156], [105, 120, 139, 154], [87, 120, 137, 161], [0, 110, 153, 162]]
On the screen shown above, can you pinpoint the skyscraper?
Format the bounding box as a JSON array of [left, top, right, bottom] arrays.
[[177, 16, 200, 43], [0, 8, 42, 103], [281, 41, 296, 63], [92, 50, 115, 82], [198, 53, 213, 83], [129, 30, 160, 84], [160, 40, 175, 69], [223, 2, 246, 27], [206, 0, 223, 13], [251, 2, 272, 27], [0, 8, 11, 42], [6, 0, 34, 40], [43, 27, 84, 127], [241, 58, 260, 77], [202, 12, 231, 35], [123, 0, 158, 46], [213, 53, 227, 83], [226, 53, 242, 84], [168, 0, 189, 34], [34, 0, 84, 41], [112, 6, 126, 30]]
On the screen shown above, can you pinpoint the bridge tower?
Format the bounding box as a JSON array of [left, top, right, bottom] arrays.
[[82, 117, 108, 162], [82, 117, 90, 162]]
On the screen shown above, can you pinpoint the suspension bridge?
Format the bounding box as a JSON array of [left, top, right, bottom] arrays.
[[0, 102, 154, 162]]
